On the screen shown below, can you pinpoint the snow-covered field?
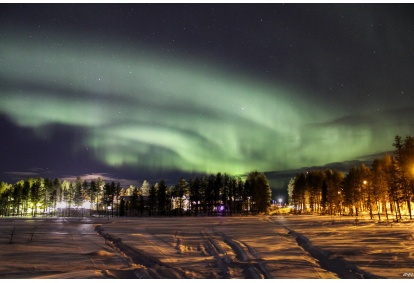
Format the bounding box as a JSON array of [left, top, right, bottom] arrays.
[[0, 215, 413, 279]]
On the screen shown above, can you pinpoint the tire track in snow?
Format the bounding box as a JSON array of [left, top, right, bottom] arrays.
[[200, 230, 233, 278], [271, 217, 384, 279], [238, 239, 272, 279], [209, 226, 270, 279], [223, 237, 270, 278], [174, 230, 199, 255], [94, 224, 190, 279]]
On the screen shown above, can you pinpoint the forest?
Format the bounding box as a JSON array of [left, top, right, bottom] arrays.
[[289, 135, 414, 221], [2, 135, 413, 220], [0, 171, 271, 217]]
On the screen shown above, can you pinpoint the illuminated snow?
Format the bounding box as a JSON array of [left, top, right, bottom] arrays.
[[0, 215, 412, 279]]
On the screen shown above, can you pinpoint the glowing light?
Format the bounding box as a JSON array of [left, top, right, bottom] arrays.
[[82, 201, 91, 209], [0, 30, 401, 175], [56, 202, 66, 209]]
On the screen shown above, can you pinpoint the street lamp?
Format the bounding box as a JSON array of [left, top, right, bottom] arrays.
[[278, 198, 282, 207]]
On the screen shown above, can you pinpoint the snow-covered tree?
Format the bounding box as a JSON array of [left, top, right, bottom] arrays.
[[141, 180, 150, 196], [287, 177, 295, 205]]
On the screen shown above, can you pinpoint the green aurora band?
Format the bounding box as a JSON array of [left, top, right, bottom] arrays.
[[0, 32, 406, 176]]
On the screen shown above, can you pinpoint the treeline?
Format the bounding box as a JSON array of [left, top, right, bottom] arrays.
[[289, 135, 414, 221], [0, 171, 271, 217]]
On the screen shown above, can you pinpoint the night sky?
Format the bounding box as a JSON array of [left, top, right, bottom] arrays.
[[1, 3, 414, 191]]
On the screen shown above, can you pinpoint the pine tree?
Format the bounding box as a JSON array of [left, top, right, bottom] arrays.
[[393, 135, 414, 219], [176, 177, 188, 216], [292, 173, 307, 213], [189, 177, 200, 216], [74, 177, 84, 210], [148, 185, 157, 216], [246, 171, 271, 214], [157, 179, 167, 216], [321, 180, 327, 214]]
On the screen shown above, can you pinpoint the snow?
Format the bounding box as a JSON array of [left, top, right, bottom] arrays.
[[0, 215, 413, 279]]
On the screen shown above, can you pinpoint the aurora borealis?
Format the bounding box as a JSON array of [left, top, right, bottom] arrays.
[[1, 4, 414, 189]]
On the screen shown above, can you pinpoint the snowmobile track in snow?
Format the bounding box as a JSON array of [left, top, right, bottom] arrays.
[[94, 224, 190, 279], [205, 226, 270, 279], [272, 218, 384, 279]]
